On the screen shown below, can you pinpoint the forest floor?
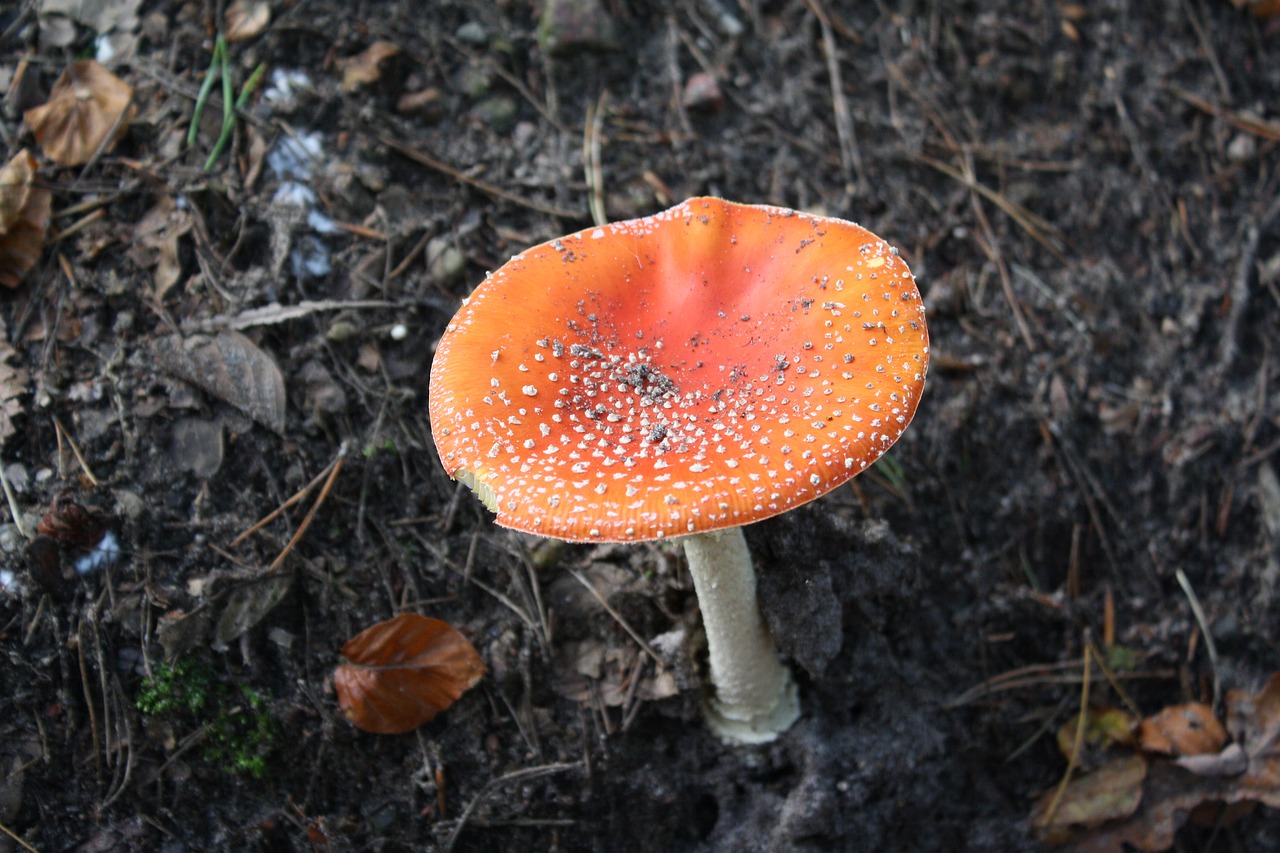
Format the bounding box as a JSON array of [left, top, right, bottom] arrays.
[[3, 1, 1280, 850]]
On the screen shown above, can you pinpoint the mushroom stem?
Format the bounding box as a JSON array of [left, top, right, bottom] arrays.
[[682, 527, 800, 744]]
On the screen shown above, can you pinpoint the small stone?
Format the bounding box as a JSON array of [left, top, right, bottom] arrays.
[[469, 95, 518, 131], [427, 236, 466, 284], [455, 22, 488, 46], [538, 0, 619, 56], [326, 319, 358, 342], [170, 418, 224, 479]]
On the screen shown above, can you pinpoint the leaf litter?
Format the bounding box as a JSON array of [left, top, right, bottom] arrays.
[[1033, 674, 1280, 850]]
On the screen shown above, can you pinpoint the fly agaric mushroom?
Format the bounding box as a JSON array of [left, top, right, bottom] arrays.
[[428, 197, 928, 743]]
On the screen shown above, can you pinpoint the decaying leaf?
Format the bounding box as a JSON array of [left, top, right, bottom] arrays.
[[1056, 707, 1139, 765], [338, 41, 400, 92], [1139, 703, 1226, 757], [1034, 674, 1280, 850], [0, 317, 27, 448], [334, 613, 485, 735], [214, 572, 293, 649], [152, 331, 286, 433], [126, 196, 192, 300], [1031, 754, 1148, 845], [23, 60, 136, 167], [0, 150, 52, 289], [1233, 0, 1280, 18], [225, 0, 271, 41]]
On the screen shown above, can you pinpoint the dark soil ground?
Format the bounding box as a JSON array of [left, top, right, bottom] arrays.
[[3, 0, 1280, 850]]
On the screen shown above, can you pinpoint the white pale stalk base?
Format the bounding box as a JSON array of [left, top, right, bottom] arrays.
[[682, 527, 800, 744]]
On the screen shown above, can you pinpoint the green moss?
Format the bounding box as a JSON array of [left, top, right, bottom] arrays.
[[137, 659, 276, 779]]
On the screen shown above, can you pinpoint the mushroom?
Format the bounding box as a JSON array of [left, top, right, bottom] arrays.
[[428, 197, 929, 743]]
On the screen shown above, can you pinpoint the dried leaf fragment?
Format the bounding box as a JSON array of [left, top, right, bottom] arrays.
[[152, 331, 286, 433], [0, 316, 27, 448], [225, 0, 271, 41], [23, 60, 136, 167], [1030, 754, 1147, 844], [0, 150, 52, 289], [334, 614, 485, 734], [338, 41, 400, 92], [1139, 702, 1226, 757]]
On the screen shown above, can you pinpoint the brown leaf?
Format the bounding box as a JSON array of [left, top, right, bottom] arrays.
[[0, 315, 26, 447], [152, 331, 286, 433], [334, 614, 485, 735], [0, 150, 37, 234], [1044, 675, 1280, 850], [23, 60, 136, 167], [0, 150, 51, 289], [225, 0, 271, 42], [1139, 702, 1226, 756], [1030, 754, 1148, 844], [338, 41, 400, 92]]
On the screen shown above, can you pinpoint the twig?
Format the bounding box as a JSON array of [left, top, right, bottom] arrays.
[[1038, 643, 1092, 829], [1175, 568, 1221, 712], [230, 451, 343, 547], [376, 134, 582, 219], [53, 416, 99, 486], [1164, 84, 1280, 143], [266, 449, 346, 573], [0, 821, 40, 853], [803, 0, 863, 186], [0, 462, 27, 539], [442, 763, 579, 853], [569, 569, 661, 665], [1217, 193, 1280, 380], [584, 91, 608, 227]]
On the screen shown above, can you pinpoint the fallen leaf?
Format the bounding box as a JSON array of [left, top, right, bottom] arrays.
[[0, 150, 37, 232], [23, 60, 136, 167], [338, 41, 400, 92], [1139, 702, 1226, 757], [1030, 754, 1148, 844], [1234, 0, 1280, 18], [0, 150, 52, 289], [1057, 707, 1138, 765], [214, 572, 293, 649], [1036, 674, 1280, 850], [127, 196, 192, 300], [0, 316, 27, 447], [334, 614, 485, 734], [152, 331, 287, 433], [225, 0, 271, 41]]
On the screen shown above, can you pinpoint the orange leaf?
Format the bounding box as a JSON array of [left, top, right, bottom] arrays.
[[1138, 702, 1226, 757], [334, 613, 485, 734]]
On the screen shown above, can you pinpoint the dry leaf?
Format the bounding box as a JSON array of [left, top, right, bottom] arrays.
[[1139, 703, 1226, 757], [23, 60, 136, 167], [127, 196, 192, 300], [338, 41, 400, 92], [0, 150, 37, 233], [152, 331, 287, 433], [1234, 0, 1280, 18], [1030, 754, 1148, 844], [0, 149, 52, 289], [1036, 674, 1280, 850], [225, 0, 271, 41], [0, 316, 27, 448], [334, 614, 485, 735], [214, 573, 293, 649]]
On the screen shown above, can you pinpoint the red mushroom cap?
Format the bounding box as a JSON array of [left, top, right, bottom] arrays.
[[429, 197, 929, 542]]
